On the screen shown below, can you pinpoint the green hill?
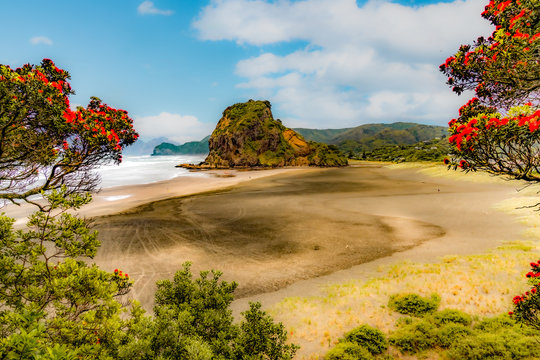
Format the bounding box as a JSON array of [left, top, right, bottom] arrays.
[[291, 128, 352, 143], [152, 135, 210, 155], [152, 122, 447, 159], [330, 122, 446, 153]]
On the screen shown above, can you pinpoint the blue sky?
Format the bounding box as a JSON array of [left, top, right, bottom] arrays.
[[0, 0, 492, 143]]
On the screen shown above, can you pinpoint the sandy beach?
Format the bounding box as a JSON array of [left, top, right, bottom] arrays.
[[4, 162, 529, 358], [43, 163, 522, 313]]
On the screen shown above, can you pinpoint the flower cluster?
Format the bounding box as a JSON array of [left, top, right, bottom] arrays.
[[113, 268, 129, 279], [510, 260, 540, 328], [448, 101, 539, 155]]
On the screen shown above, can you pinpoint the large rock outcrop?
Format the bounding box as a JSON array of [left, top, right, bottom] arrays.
[[202, 100, 347, 168]]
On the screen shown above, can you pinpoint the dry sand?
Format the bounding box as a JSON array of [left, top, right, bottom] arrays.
[[73, 163, 524, 313]]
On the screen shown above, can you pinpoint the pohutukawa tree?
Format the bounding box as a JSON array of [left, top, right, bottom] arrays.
[[0, 59, 138, 359], [0, 59, 138, 208], [440, 0, 539, 181]]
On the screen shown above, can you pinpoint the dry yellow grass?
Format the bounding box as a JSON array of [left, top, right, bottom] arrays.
[[269, 164, 540, 359]]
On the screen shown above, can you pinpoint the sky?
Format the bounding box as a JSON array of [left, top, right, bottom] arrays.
[[0, 0, 493, 144]]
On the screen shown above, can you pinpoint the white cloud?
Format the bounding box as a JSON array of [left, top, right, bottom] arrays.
[[134, 112, 213, 144], [30, 36, 53, 46], [137, 1, 173, 15], [194, 0, 493, 128]]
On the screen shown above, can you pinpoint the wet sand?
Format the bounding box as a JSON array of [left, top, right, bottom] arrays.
[[90, 164, 522, 310]]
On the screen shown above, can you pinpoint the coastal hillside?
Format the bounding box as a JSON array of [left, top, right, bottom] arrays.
[[153, 123, 446, 158], [152, 135, 209, 155], [201, 100, 347, 168], [327, 122, 447, 154], [124, 136, 176, 156]]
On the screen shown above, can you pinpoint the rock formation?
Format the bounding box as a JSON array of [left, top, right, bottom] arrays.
[[199, 100, 347, 168]]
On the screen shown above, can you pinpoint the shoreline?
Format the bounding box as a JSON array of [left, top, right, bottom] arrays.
[[3, 166, 315, 222]]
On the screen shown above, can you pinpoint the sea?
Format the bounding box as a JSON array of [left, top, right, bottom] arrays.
[[96, 155, 207, 189]]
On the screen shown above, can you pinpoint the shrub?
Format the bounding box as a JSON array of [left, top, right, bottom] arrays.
[[325, 342, 373, 360], [341, 325, 388, 355], [388, 293, 440, 317], [473, 314, 517, 333], [388, 320, 436, 353], [430, 309, 472, 326], [447, 331, 540, 360], [447, 333, 511, 359], [434, 323, 472, 348]]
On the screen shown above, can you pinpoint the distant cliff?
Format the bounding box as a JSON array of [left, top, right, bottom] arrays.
[[200, 100, 347, 168], [152, 136, 209, 155]]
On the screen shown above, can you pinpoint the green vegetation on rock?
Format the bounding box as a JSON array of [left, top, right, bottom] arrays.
[[202, 100, 347, 168]]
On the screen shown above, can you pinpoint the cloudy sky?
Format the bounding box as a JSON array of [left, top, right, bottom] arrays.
[[0, 0, 492, 143]]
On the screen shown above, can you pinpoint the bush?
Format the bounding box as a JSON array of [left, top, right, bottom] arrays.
[[388, 293, 440, 317], [430, 309, 472, 326], [341, 325, 388, 355], [325, 342, 373, 360], [447, 331, 540, 360], [434, 323, 472, 348], [473, 314, 517, 333], [388, 320, 436, 353]]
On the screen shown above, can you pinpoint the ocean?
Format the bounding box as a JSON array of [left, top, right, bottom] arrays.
[[96, 155, 207, 189]]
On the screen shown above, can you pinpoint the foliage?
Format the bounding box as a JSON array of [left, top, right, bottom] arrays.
[[0, 59, 138, 206], [340, 325, 387, 355], [307, 142, 348, 166], [353, 138, 450, 162], [117, 262, 298, 360], [445, 101, 540, 180], [387, 293, 440, 317], [388, 319, 437, 353], [324, 342, 373, 360], [0, 188, 131, 359], [324, 291, 540, 358], [430, 309, 472, 326], [330, 123, 447, 154], [447, 331, 539, 360], [440, 0, 539, 180]]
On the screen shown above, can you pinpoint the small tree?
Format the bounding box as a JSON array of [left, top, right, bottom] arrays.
[[0, 59, 138, 207], [117, 262, 299, 360], [0, 59, 138, 358]]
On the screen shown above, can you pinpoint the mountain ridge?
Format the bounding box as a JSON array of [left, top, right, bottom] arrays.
[[152, 122, 446, 156]]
